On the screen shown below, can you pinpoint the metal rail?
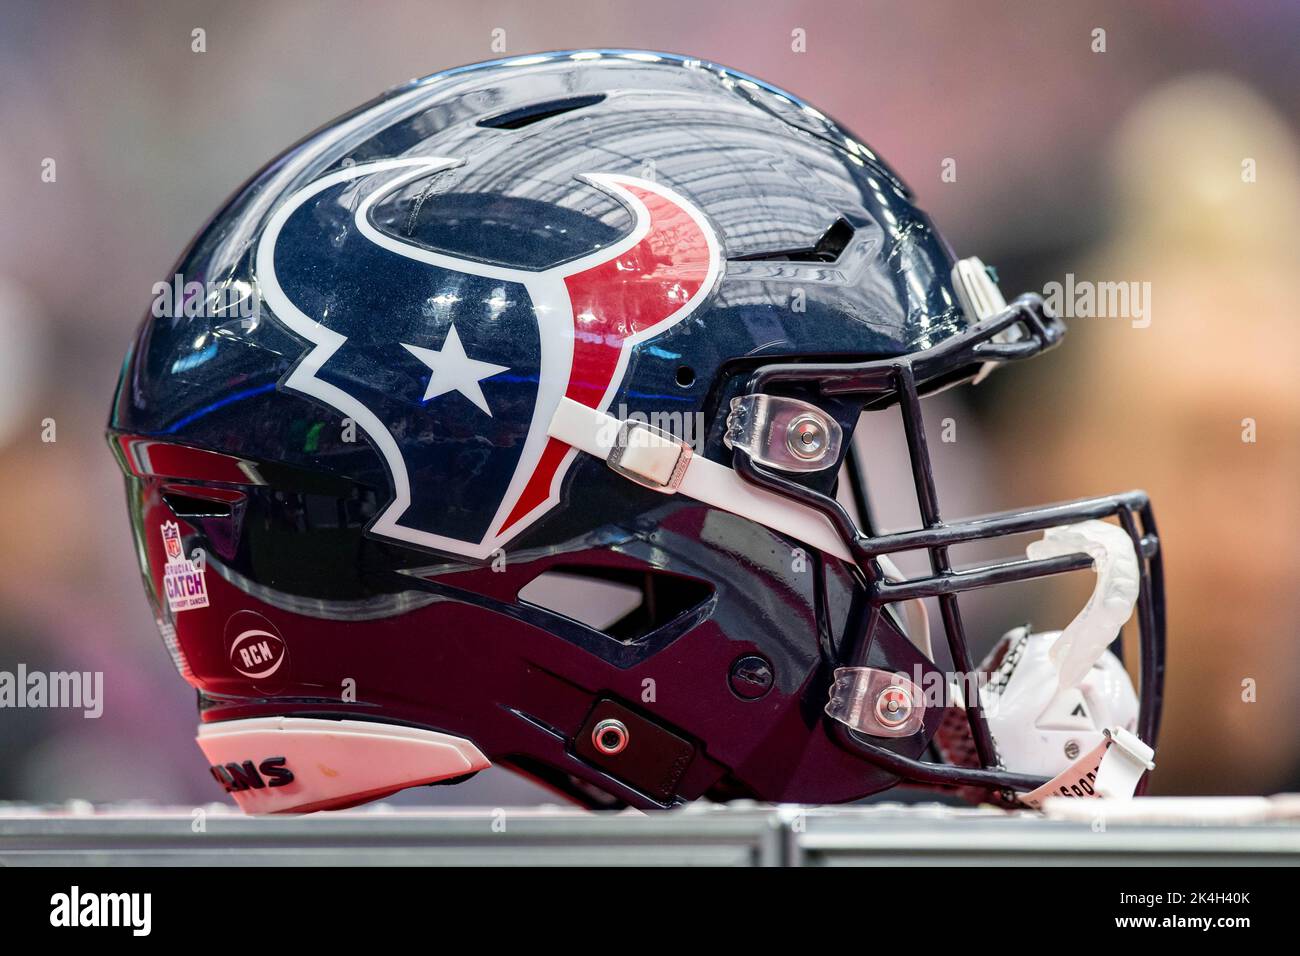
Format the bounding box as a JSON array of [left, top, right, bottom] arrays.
[[1, 801, 1296, 866]]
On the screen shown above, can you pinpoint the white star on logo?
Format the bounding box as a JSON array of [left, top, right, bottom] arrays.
[[401, 323, 509, 416]]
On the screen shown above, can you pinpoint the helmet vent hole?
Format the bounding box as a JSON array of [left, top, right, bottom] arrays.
[[477, 94, 607, 130], [675, 365, 695, 388], [161, 491, 233, 519], [729, 216, 854, 264]]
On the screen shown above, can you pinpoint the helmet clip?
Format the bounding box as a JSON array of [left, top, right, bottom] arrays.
[[825, 667, 926, 738], [725, 394, 842, 472]]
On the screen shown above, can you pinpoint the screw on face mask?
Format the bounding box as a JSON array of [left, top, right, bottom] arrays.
[[786, 414, 829, 461], [592, 718, 629, 755], [875, 685, 914, 729], [728, 654, 775, 700]]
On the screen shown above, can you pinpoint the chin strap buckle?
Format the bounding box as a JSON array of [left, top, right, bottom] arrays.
[[605, 419, 693, 493]]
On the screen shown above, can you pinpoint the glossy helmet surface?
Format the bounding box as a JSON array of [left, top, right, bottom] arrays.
[[109, 51, 1165, 812]]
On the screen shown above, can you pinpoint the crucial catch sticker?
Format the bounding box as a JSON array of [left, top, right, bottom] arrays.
[[160, 521, 209, 613]]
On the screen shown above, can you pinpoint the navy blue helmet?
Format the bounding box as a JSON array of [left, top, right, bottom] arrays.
[[110, 51, 1165, 812]]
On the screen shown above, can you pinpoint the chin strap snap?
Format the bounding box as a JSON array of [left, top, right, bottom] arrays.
[[548, 397, 851, 560]]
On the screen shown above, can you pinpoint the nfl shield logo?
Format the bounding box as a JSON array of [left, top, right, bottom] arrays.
[[162, 521, 183, 562], [160, 519, 209, 612]]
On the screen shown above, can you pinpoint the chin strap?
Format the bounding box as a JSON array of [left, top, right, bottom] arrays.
[[548, 397, 851, 561], [1019, 726, 1156, 810]]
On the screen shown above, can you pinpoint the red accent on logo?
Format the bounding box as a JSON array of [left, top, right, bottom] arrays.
[[496, 184, 712, 535], [164, 532, 182, 561]]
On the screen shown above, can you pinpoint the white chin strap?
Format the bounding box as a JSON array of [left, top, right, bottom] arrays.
[[548, 397, 852, 561]]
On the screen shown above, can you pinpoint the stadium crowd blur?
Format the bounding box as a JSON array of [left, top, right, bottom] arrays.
[[0, 1, 1296, 806]]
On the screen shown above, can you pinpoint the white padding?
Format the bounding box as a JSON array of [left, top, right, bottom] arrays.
[[549, 398, 851, 561], [952, 256, 1007, 322], [952, 256, 1015, 385]]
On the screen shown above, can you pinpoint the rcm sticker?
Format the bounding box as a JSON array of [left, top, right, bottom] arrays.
[[224, 610, 291, 692], [160, 521, 209, 612]]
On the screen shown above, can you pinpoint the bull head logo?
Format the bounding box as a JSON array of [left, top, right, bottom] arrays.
[[256, 157, 720, 559]]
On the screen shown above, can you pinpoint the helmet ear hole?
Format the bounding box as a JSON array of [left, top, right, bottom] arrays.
[[675, 365, 696, 388]]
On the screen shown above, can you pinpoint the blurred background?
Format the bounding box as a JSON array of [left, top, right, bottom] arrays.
[[0, 0, 1296, 807]]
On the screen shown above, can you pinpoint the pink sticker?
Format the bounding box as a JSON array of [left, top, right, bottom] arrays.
[[161, 521, 209, 613]]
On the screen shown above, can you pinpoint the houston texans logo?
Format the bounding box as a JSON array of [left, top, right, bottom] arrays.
[[256, 157, 720, 559]]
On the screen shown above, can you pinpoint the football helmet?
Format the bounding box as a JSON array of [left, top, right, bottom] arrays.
[[108, 51, 1165, 812]]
